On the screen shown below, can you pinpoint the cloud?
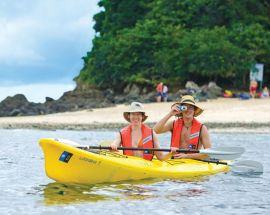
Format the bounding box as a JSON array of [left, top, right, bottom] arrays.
[[0, 0, 100, 84], [0, 18, 44, 65]]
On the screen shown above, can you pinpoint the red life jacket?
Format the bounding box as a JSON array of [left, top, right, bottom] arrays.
[[171, 118, 202, 150], [120, 124, 154, 160], [156, 83, 163, 93]]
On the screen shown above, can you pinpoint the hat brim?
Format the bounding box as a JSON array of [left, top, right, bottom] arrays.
[[173, 102, 203, 117], [123, 112, 148, 122]]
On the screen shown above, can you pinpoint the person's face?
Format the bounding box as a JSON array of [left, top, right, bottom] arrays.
[[182, 104, 195, 118], [129, 112, 143, 125]]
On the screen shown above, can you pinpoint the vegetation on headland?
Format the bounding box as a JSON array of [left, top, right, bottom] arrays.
[[75, 0, 270, 92]]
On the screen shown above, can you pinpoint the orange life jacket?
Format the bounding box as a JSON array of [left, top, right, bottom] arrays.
[[156, 83, 163, 93], [120, 124, 154, 160], [171, 118, 202, 150]]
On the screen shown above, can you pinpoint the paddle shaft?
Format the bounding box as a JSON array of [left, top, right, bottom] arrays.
[[196, 159, 228, 165], [81, 146, 200, 153], [77, 145, 244, 160]]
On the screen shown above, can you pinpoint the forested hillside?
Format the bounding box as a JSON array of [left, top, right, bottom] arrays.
[[75, 0, 270, 92]]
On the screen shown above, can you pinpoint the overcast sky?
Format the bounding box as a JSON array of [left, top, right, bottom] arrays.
[[0, 0, 100, 102]]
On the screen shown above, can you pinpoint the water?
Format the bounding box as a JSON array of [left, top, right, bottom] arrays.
[[0, 129, 269, 214]]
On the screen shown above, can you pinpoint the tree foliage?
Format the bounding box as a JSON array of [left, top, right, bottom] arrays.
[[76, 0, 270, 91]]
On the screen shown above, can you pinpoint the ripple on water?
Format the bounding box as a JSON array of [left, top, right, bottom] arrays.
[[0, 129, 269, 215]]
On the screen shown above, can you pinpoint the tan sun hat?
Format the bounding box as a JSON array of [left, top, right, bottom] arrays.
[[173, 95, 203, 117], [123, 102, 148, 122]]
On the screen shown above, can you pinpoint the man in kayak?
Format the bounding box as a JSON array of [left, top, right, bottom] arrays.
[[110, 102, 173, 161], [153, 95, 211, 159]]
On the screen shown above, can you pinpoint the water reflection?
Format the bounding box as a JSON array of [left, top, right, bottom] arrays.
[[41, 179, 208, 205], [42, 183, 107, 204], [41, 179, 160, 205]]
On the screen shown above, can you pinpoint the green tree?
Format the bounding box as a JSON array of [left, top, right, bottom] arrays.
[[76, 0, 270, 91]]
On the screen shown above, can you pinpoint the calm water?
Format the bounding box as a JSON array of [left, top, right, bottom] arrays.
[[0, 129, 269, 215]]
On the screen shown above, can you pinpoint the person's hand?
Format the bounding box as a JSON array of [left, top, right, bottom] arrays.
[[110, 143, 118, 151], [170, 104, 181, 116], [170, 147, 178, 154], [172, 153, 189, 159]]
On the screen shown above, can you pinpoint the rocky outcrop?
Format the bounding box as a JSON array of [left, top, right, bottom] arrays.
[[0, 81, 223, 117], [207, 82, 223, 99], [0, 89, 114, 117], [0, 94, 46, 117], [44, 89, 113, 114], [175, 81, 223, 101]]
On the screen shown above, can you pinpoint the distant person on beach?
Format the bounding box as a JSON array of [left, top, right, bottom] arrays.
[[249, 80, 258, 98], [261, 86, 269, 98], [153, 95, 211, 159], [110, 102, 173, 161], [156, 82, 163, 102], [162, 84, 168, 102]]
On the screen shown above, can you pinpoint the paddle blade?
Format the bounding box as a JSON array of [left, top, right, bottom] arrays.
[[231, 160, 264, 175], [200, 147, 245, 160]]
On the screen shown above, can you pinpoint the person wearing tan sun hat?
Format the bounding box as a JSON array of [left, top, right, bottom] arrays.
[[110, 102, 173, 161], [154, 95, 211, 159]]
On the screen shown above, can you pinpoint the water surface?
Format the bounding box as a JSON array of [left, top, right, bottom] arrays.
[[0, 129, 269, 214]]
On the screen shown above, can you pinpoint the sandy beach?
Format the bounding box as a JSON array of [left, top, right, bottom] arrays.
[[0, 98, 269, 133]]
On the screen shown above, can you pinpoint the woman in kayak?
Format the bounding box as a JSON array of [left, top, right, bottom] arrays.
[[110, 102, 173, 161], [153, 95, 211, 159]]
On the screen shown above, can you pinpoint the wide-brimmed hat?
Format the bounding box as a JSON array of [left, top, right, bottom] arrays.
[[123, 102, 148, 122], [173, 95, 203, 117]]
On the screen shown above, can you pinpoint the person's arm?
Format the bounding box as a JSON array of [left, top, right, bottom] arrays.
[[152, 132, 173, 161], [153, 104, 180, 133], [110, 132, 121, 151], [199, 125, 211, 149], [172, 125, 211, 160]]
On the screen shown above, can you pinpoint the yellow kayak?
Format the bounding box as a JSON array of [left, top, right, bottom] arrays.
[[39, 138, 229, 184]]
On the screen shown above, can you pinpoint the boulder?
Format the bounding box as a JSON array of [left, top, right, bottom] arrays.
[[0, 94, 45, 116], [45, 97, 54, 102], [207, 82, 222, 99], [124, 84, 140, 97], [185, 81, 200, 93]]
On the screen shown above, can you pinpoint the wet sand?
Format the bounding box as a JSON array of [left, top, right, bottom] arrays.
[[0, 98, 269, 133]]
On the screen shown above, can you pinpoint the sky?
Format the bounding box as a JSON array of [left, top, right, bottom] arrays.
[[0, 0, 100, 102]]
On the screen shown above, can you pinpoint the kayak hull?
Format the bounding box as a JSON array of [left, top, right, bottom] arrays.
[[39, 138, 229, 184]]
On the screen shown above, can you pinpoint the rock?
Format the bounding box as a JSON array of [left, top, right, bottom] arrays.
[[2, 94, 29, 105], [173, 82, 223, 102], [207, 82, 222, 99], [0, 94, 48, 117], [103, 89, 115, 103], [123, 84, 131, 94], [9, 108, 22, 116], [142, 87, 148, 94], [0, 94, 29, 117], [0, 81, 223, 117], [45, 89, 114, 113], [0, 88, 115, 117], [126, 84, 140, 97], [185, 81, 200, 92], [141, 92, 156, 103], [45, 97, 54, 102]]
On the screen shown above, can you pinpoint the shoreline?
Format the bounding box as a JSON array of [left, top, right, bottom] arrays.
[[1, 122, 270, 133], [0, 98, 269, 133]]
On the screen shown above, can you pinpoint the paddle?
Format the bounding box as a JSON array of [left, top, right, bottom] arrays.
[[55, 138, 244, 160], [78, 146, 245, 160], [230, 160, 264, 175], [198, 159, 263, 175]]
